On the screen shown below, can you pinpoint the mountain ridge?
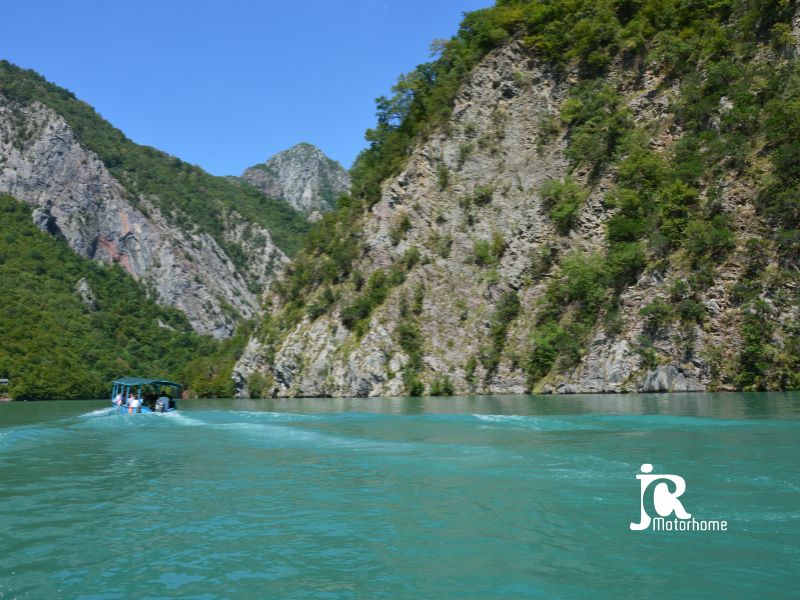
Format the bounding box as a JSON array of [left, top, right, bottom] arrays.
[[0, 60, 309, 337], [233, 0, 800, 397], [2, 0, 799, 399], [241, 142, 350, 217], [0, 193, 237, 399]]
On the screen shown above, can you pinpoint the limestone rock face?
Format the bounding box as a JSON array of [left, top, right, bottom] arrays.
[[75, 277, 97, 311], [0, 93, 287, 337], [237, 44, 576, 397], [233, 42, 792, 397], [638, 365, 705, 393], [241, 143, 350, 215]]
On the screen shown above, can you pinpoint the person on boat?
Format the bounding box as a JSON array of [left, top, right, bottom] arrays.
[[113, 392, 123, 407], [127, 392, 141, 414]]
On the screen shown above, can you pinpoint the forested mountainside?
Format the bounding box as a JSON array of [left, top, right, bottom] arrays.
[[235, 0, 800, 397], [0, 194, 246, 399], [0, 61, 309, 338], [241, 143, 351, 217]]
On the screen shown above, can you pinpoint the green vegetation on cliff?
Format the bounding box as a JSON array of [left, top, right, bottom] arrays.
[[0, 195, 241, 399], [261, 0, 800, 393], [0, 61, 310, 273]]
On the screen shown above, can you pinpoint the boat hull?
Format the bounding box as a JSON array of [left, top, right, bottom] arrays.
[[111, 403, 176, 414]]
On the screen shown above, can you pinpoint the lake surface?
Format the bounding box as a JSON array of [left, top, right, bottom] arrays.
[[1, 393, 799, 599]]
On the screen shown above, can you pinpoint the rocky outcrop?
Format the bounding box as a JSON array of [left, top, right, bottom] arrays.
[[233, 42, 793, 397], [237, 44, 574, 396], [0, 93, 287, 337], [241, 143, 350, 215], [75, 277, 97, 311]]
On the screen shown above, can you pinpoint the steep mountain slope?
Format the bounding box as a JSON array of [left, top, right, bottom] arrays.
[[0, 194, 229, 399], [241, 143, 350, 216], [235, 0, 800, 397], [0, 61, 309, 337]]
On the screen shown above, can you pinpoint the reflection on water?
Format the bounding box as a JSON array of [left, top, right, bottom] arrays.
[[193, 391, 800, 420]]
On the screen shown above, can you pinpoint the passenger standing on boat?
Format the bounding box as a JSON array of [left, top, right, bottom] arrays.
[[114, 391, 123, 407], [127, 392, 141, 414]]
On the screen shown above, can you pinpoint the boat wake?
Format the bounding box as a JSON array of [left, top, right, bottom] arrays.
[[79, 407, 116, 418], [472, 414, 600, 431], [162, 412, 205, 427]]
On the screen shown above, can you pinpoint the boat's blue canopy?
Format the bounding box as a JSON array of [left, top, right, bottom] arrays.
[[113, 377, 182, 389]]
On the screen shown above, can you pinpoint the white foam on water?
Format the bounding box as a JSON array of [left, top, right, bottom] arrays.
[[211, 419, 420, 453], [214, 421, 351, 444], [227, 410, 317, 422], [473, 414, 525, 423], [163, 412, 206, 427], [79, 407, 115, 418], [473, 414, 549, 426], [472, 414, 597, 431], [214, 421, 304, 437]]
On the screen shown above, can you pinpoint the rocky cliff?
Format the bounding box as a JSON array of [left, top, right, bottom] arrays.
[[234, 2, 800, 397], [0, 92, 283, 337], [0, 63, 307, 338], [241, 143, 350, 217]]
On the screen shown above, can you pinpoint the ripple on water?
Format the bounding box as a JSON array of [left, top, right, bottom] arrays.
[[0, 396, 798, 599], [472, 414, 602, 431]]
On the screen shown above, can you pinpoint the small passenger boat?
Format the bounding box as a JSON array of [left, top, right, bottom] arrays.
[[111, 377, 182, 414]]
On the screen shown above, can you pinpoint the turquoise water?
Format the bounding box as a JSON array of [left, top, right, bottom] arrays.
[[1, 393, 799, 599]]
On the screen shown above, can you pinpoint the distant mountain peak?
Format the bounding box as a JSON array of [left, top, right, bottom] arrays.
[[241, 143, 350, 215]]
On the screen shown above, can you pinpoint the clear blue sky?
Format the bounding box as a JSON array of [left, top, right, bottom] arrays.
[[2, 0, 492, 175]]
